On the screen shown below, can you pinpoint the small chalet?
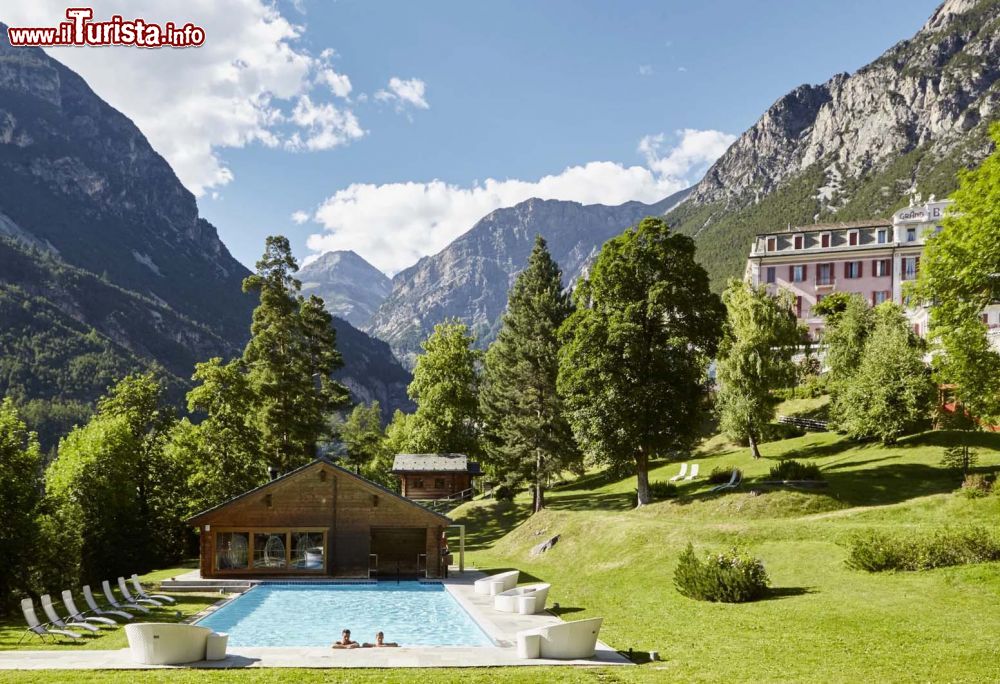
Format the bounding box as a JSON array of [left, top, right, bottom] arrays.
[[186, 457, 451, 579], [392, 453, 482, 500]]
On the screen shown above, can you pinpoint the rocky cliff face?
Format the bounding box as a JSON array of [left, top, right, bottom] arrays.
[[0, 27, 255, 342], [673, 0, 1000, 285], [0, 29, 413, 424], [367, 189, 691, 367], [298, 250, 391, 328]]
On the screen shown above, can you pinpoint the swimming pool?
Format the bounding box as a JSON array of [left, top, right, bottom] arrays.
[[195, 582, 493, 647]]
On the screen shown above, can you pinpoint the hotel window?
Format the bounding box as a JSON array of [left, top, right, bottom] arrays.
[[873, 259, 891, 277], [765, 266, 776, 284], [872, 291, 891, 306], [913, 323, 921, 337], [848, 231, 859, 246], [794, 235, 803, 250], [844, 261, 863, 279], [253, 532, 287, 569], [291, 532, 324, 570], [982, 313, 990, 325], [821, 233, 830, 248], [766, 237, 776, 252], [906, 227, 917, 242], [902, 256, 920, 281], [790, 265, 807, 283], [816, 263, 834, 286], [435, 477, 446, 489], [414, 478, 424, 489], [877, 229, 888, 244]]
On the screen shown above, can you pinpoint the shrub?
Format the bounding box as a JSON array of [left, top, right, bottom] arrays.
[[846, 527, 1000, 572], [674, 543, 770, 603], [961, 473, 993, 498], [649, 480, 679, 500], [492, 485, 514, 502], [633, 480, 679, 505], [768, 459, 823, 481], [708, 466, 737, 485]]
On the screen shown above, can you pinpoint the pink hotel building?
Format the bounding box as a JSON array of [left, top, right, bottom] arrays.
[[745, 199, 1000, 342]]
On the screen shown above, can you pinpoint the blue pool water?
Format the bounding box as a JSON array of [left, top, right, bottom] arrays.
[[195, 582, 493, 647]]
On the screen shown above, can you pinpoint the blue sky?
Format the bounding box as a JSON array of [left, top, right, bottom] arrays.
[[10, 0, 941, 273]]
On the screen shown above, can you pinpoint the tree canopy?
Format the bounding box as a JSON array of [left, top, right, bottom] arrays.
[[914, 123, 1000, 424], [716, 280, 803, 458], [558, 217, 724, 506], [480, 236, 580, 511]]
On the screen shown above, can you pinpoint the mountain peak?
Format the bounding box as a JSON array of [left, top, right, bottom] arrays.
[[298, 249, 391, 328]]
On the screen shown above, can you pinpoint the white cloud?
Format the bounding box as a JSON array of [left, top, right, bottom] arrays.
[[291, 210, 310, 224], [638, 64, 653, 76], [287, 95, 364, 150], [318, 68, 352, 98], [677, 66, 688, 73], [306, 129, 736, 275], [375, 77, 429, 111], [3, 1, 366, 195]]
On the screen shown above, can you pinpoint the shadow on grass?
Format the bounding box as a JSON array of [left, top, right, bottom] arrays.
[[761, 586, 816, 601], [458, 501, 532, 551], [546, 491, 635, 512], [549, 606, 586, 617], [904, 430, 1000, 449]]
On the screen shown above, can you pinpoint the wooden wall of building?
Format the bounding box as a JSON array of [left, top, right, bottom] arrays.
[[400, 472, 472, 499], [192, 461, 445, 579]]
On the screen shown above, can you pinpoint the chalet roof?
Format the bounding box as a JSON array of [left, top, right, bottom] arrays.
[[754, 218, 891, 237], [392, 453, 482, 475], [186, 456, 451, 525]]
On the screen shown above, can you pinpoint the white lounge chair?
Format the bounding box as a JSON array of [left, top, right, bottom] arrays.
[[119, 576, 162, 607], [473, 570, 519, 596], [516, 617, 603, 659], [684, 463, 700, 480], [62, 590, 118, 626], [131, 574, 176, 604], [125, 623, 212, 665], [103, 580, 149, 613], [494, 583, 551, 614], [40, 594, 99, 633], [17, 598, 81, 644], [669, 463, 688, 482], [83, 584, 133, 620], [710, 468, 743, 492]]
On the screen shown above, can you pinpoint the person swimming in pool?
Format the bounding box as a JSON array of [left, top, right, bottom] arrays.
[[362, 631, 399, 648], [332, 628, 360, 649]]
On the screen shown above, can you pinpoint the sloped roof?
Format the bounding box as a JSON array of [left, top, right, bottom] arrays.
[[186, 456, 451, 525], [754, 218, 891, 236], [392, 453, 481, 474]]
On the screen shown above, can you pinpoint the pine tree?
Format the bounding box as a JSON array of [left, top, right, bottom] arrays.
[[480, 236, 580, 512], [338, 402, 393, 487], [242, 236, 350, 472]]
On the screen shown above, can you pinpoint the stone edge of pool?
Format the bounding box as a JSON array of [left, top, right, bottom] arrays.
[[0, 571, 632, 669]]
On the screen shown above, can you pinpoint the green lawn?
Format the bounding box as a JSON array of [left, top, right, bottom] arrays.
[[0, 567, 217, 653], [5, 429, 1000, 682], [453, 429, 1000, 682]]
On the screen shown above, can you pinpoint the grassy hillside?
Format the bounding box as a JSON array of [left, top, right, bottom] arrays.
[[452, 428, 1000, 682]]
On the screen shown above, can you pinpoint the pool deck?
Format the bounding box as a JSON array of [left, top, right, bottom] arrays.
[[0, 571, 631, 670]]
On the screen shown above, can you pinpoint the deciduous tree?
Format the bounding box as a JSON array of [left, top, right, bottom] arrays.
[[0, 399, 42, 611], [836, 304, 935, 443], [914, 123, 1000, 424], [716, 281, 803, 459], [558, 217, 724, 506]]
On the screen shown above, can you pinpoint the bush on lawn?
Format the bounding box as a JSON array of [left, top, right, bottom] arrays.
[[708, 466, 738, 484], [846, 527, 1000, 572], [674, 543, 770, 603], [961, 473, 993, 498], [633, 480, 679, 505], [768, 459, 823, 481]]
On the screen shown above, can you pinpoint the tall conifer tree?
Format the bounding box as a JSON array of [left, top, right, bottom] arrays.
[[480, 236, 579, 512], [242, 236, 349, 471]]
